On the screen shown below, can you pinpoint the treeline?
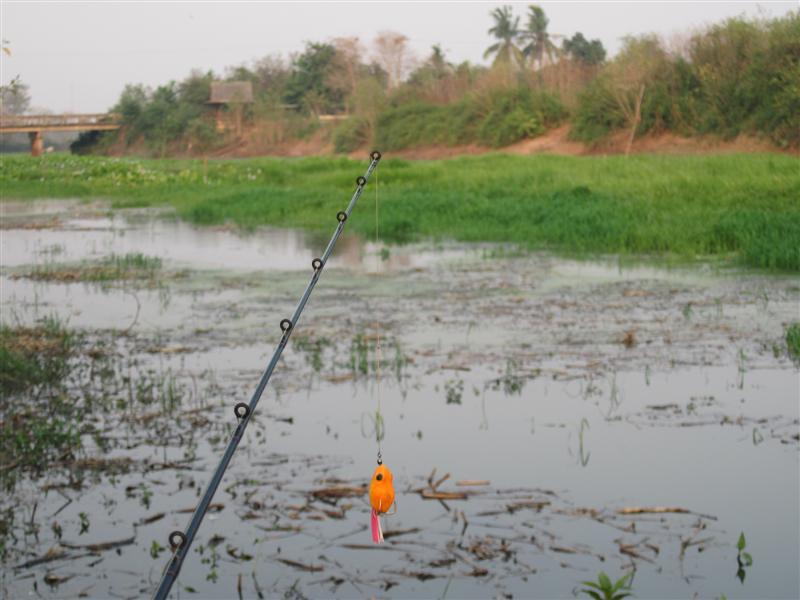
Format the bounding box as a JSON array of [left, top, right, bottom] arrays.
[[74, 7, 800, 156]]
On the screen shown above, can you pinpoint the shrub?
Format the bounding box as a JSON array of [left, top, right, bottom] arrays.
[[333, 117, 369, 153], [375, 88, 565, 150]]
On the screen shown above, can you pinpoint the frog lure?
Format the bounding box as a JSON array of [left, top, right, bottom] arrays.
[[368, 461, 395, 543]]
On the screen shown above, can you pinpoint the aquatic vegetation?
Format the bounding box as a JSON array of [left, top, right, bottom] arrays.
[[0, 319, 187, 486], [579, 571, 633, 600], [786, 322, 800, 362], [578, 418, 591, 467], [489, 359, 526, 396], [349, 333, 369, 376], [3, 153, 799, 270], [736, 532, 754, 584], [17, 252, 163, 284], [294, 334, 332, 373], [0, 315, 75, 395], [445, 379, 464, 404]]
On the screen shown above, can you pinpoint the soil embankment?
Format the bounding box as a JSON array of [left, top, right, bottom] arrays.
[[199, 123, 791, 160]]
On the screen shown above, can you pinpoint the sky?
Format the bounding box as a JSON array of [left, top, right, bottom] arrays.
[[1, 1, 797, 114]]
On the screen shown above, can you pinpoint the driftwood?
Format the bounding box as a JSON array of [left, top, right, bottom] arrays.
[[421, 490, 468, 501], [61, 535, 136, 552], [617, 506, 717, 520], [310, 485, 366, 500], [277, 558, 324, 572], [176, 502, 224, 514], [340, 543, 402, 551], [456, 480, 490, 487]]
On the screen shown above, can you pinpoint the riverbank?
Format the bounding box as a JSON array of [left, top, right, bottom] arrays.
[[2, 152, 798, 271]]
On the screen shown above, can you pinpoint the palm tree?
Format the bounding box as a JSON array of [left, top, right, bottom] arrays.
[[483, 6, 523, 68], [521, 5, 556, 70]]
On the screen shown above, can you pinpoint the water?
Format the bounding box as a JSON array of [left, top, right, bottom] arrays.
[[1, 201, 798, 599]]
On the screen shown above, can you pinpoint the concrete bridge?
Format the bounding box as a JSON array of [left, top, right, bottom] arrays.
[[0, 113, 121, 155]]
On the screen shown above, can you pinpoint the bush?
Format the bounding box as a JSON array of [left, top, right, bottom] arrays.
[[375, 88, 565, 150], [572, 14, 800, 147], [333, 117, 369, 153]]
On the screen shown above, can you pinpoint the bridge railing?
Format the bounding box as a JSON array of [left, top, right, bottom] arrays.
[[0, 113, 121, 128]]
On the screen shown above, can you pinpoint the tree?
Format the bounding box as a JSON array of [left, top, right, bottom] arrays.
[[328, 37, 365, 112], [252, 54, 289, 99], [373, 31, 414, 90], [484, 6, 523, 68], [605, 36, 667, 154], [179, 70, 214, 106], [352, 76, 387, 140], [408, 45, 453, 85], [563, 32, 606, 65], [0, 79, 31, 115], [284, 42, 343, 115], [521, 5, 556, 69]]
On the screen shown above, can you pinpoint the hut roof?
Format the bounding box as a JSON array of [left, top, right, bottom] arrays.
[[208, 81, 254, 104]]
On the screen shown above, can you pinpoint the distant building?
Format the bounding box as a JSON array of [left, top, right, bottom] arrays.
[[207, 81, 253, 135]]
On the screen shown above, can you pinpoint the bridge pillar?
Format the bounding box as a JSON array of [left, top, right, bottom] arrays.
[[28, 131, 44, 157]]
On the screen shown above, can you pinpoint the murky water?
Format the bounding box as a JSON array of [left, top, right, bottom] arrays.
[[1, 201, 798, 599]]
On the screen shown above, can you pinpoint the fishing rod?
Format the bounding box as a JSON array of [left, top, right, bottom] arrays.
[[152, 150, 382, 600]]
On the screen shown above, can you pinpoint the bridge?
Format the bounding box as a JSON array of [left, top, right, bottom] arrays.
[[0, 113, 121, 156]]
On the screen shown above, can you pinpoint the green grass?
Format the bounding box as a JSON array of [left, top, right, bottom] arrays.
[[787, 323, 800, 362], [2, 152, 799, 270]]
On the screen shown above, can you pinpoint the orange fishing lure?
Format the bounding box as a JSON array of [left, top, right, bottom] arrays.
[[369, 463, 395, 543]]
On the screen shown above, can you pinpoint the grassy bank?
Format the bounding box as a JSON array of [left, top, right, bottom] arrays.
[[2, 153, 799, 270]]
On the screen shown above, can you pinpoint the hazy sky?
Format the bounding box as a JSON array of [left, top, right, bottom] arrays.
[[1, 1, 796, 113]]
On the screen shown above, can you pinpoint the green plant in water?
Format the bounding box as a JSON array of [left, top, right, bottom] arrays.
[[491, 359, 525, 396], [150, 539, 166, 559], [445, 379, 464, 404], [578, 418, 591, 467], [786, 322, 800, 362], [295, 335, 331, 373], [737, 349, 747, 389], [349, 333, 369, 376], [579, 571, 633, 600], [361, 410, 385, 443], [78, 512, 90, 535], [736, 532, 753, 584]]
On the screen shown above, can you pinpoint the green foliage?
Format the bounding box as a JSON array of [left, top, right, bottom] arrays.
[[786, 323, 800, 362], [563, 32, 606, 65], [333, 117, 369, 153], [106, 74, 219, 156], [2, 153, 799, 271], [283, 42, 343, 114], [70, 130, 115, 155], [484, 5, 523, 67], [570, 77, 626, 142], [0, 317, 81, 473], [580, 571, 633, 600], [572, 14, 800, 147], [0, 316, 75, 395], [377, 88, 566, 149], [736, 532, 754, 584]]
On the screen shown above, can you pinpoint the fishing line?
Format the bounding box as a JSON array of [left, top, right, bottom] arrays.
[[152, 151, 381, 600], [375, 166, 383, 466]]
